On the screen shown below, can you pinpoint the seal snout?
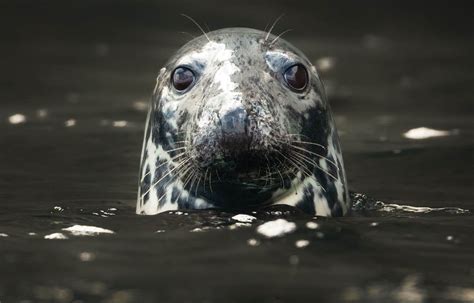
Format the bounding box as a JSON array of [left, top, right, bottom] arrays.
[[191, 103, 272, 176], [220, 107, 250, 151]]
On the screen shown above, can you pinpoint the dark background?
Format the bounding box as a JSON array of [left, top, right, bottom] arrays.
[[0, 1, 473, 302]]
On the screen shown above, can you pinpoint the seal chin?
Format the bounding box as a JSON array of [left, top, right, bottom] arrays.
[[199, 178, 278, 209]]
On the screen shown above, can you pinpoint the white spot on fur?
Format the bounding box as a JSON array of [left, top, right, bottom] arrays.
[[177, 41, 233, 67], [213, 62, 240, 93], [271, 175, 330, 216]]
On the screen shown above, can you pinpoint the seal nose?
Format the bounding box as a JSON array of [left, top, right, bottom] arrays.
[[221, 107, 247, 136], [220, 107, 249, 149]]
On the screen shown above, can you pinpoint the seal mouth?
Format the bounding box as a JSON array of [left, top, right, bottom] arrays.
[[201, 150, 281, 185]]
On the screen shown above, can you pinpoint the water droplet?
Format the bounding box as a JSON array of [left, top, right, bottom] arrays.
[[289, 255, 299, 266], [79, 252, 95, 262], [247, 238, 260, 246], [305, 221, 319, 229], [65, 119, 76, 127], [295, 240, 310, 248], [112, 120, 128, 128]]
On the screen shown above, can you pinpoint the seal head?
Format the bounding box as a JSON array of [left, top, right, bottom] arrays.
[[137, 28, 350, 216]]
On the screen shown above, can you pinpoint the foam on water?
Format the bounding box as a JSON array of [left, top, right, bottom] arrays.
[[376, 202, 469, 214], [351, 193, 470, 215], [62, 225, 115, 236], [256, 219, 297, 238], [403, 127, 456, 140], [44, 233, 68, 240], [231, 214, 257, 223]]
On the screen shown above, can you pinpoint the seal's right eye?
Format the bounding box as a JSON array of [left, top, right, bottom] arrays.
[[171, 67, 195, 92], [283, 64, 308, 92]]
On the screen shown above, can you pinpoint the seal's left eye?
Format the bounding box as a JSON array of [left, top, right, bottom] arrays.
[[172, 67, 195, 91], [283, 64, 308, 91]]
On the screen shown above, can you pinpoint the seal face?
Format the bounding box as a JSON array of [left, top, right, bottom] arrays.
[[137, 28, 350, 216]]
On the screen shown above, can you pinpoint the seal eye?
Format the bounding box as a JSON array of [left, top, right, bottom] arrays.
[[172, 67, 195, 92], [283, 64, 308, 91]]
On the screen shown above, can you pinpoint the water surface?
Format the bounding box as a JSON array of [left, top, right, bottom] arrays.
[[0, 1, 473, 302]]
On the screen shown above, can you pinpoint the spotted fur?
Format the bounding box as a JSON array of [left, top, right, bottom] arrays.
[[137, 28, 350, 216]]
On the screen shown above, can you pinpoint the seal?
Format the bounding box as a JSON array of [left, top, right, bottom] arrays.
[[137, 28, 350, 216]]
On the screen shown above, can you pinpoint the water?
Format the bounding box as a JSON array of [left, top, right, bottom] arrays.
[[0, 1, 473, 302]]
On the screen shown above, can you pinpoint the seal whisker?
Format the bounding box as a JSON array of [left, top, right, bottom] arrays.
[[202, 167, 209, 192], [188, 170, 200, 194], [289, 140, 326, 150], [194, 174, 202, 197], [180, 14, 211, 42], [176, 162, 194, 179], [209, 170, 213, 193], [203, 22, 211, 33], [180, 165, 196, 189], [270, 29, 293, 46], [276, 150, 312, 178], [287, 144, 338, 167], [164, 146, 187, 153], [274, 154, 295, 187], [265, 14, 285, 42], [215, 169, 222, 182], [262, 20, 271, 33], [175, 167, 196, 203], [179, 31, 197, 41], [263, 166, 270, 187], [276, 137, 327, 150], [140, 152, 187, 182], [291, 149, 319, 167], [263, 154, 273, 187], [155, 161, 193, 198], [285, 134, 326, 146], [288, 153, 313, 179], [291, 150, 338, 181], [142, 157, 191, 197], [276, 168, 285, 188], [155, 165, 191, 205]]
